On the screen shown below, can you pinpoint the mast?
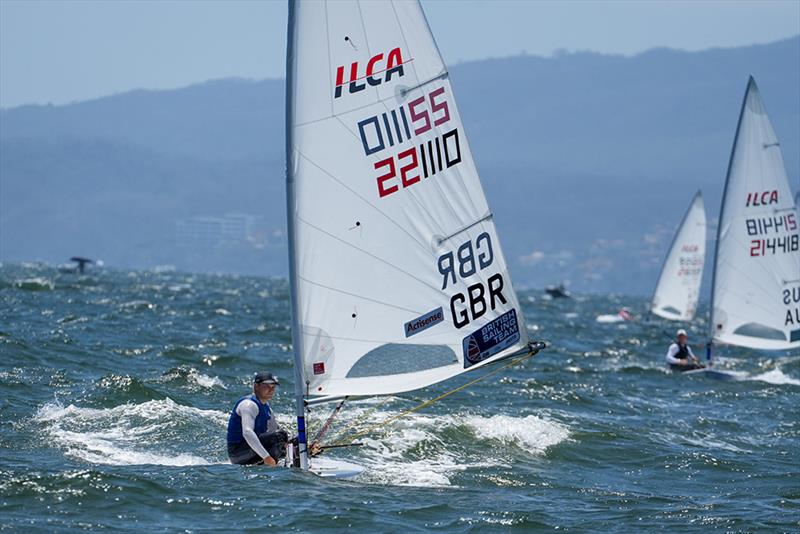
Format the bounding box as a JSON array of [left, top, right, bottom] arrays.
[[285, 0, 308, 470], [707, 76, 753, 364]]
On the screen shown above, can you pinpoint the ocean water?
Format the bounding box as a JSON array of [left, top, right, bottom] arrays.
[[1, 262, 798, 532]]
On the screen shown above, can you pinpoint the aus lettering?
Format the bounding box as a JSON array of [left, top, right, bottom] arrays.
[[786, 307, 800, 326], [784, 287, 800, 305]]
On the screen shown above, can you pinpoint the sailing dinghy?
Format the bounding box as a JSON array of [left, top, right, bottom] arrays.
[[703, 77, 800, 378], [649, 191, 706, 321], [285, 0, 543, 477]]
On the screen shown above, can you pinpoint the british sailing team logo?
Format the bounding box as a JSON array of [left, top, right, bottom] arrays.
[[462, 309, 520, 368], [464, 335, 482, 364], [334, 47, 409, 99]]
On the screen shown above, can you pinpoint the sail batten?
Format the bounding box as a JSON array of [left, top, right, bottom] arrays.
[[650, 191, 706, 321], [287, 0, 530, 398], [709, 77, 800, 350]]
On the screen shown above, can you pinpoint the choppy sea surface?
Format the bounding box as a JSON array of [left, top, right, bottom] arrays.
[[1, 262, 798, 532]]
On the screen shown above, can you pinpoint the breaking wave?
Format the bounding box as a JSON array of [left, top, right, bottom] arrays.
[[747, 368, 800, 386], [330, 406, 569, 487], [34, 399, 228, 466], [466, 414, 571, 452], [13, 277, 55, 291], [158, 367, 227, 390]]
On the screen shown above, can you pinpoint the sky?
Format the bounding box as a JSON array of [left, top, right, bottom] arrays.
[[1, 0, 799, 108]]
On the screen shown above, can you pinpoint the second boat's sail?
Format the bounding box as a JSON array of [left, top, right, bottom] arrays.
[[650, 191, 706, 321], [709, 77, 800, 350], [286, 0, 530, 399]]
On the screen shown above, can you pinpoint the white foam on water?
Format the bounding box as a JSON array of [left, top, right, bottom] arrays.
[[355, 412, 471, 487], [697, 366, 800, 386], [168, 283, 192, 292], [34, 398, 228, 466], [14, 277, 55, 290], [595, 314, 624, 323], [359, 441, 462, 487], [118, 300, 154, 311], [465, 414, 570, 453], [187, 369, 227, 389], [330, 405, 569, 488], [747, 368, 800, 386], [47, 429, 210, 466], [680, 434, 749, 454]]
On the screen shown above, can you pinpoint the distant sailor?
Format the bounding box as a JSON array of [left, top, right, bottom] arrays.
[[227, 372, 288, 466], [665, 329, 704, 371]]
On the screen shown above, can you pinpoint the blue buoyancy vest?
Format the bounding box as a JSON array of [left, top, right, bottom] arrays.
[[227, 394, 271, 446]]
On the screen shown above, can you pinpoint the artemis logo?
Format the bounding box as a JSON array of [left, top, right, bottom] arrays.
[[334, 47, 408, 99]]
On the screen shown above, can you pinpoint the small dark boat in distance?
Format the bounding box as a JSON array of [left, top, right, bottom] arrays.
[[58, 257, 94, 274], [545, 283, 571, 299]]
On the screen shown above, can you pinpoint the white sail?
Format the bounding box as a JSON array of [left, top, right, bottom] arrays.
[[709, 77, 800, 350], [650, 191, 706, 321], [286, 0, 530, 399]]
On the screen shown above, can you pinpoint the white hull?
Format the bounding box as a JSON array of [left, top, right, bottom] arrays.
[[308, 457, 364, 479], [683, 368, 737, 380]]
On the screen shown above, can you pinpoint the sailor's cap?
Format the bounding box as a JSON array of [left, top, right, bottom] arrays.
[[254, 372, 280, 385]]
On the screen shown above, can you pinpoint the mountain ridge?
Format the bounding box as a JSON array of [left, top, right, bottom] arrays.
[[2, 36, 798, 294]]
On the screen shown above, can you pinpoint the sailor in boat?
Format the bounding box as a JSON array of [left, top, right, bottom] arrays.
[[665, 329, 704, 372], [226, 372, 289, 466]]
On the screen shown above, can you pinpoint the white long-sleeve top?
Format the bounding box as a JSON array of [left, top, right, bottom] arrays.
[[237, 399, 280, 460], [665, 342, 696, 365]]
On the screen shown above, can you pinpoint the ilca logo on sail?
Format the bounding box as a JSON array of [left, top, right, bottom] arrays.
[[334, 47, 410, 98]]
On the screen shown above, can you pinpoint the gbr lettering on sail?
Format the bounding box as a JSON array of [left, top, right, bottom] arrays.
[[437, 233, 507, 329]]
